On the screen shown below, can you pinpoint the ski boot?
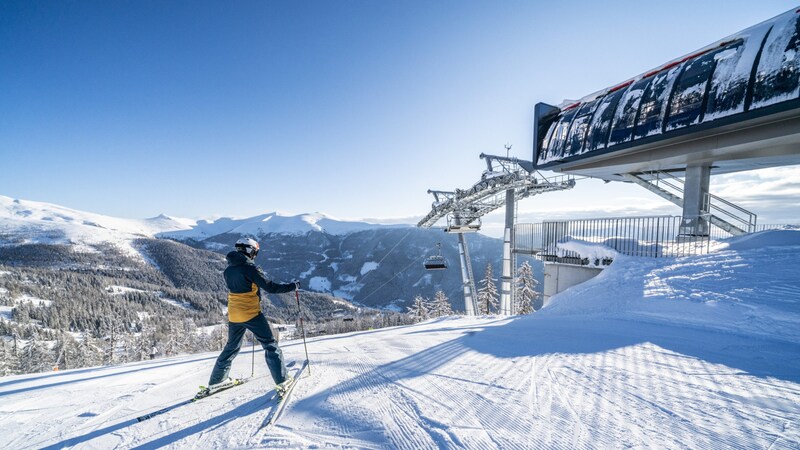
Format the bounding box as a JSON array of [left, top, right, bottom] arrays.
[[275, 375, 295, 399]]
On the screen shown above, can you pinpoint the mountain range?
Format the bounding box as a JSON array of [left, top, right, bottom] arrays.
[[0, 195, 504, 311]]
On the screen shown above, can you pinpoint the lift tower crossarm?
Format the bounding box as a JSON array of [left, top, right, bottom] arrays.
[[417, 159, 576, 229]]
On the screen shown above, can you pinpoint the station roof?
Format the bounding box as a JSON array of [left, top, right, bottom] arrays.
[[534, 8, 800, 180]]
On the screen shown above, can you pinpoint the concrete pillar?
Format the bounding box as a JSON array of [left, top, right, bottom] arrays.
[[499, 189, 514, 315], [680, 164, 711, 236]]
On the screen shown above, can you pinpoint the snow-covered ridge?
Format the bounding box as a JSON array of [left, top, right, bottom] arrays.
[[160, 211, 408, 240], [0, 195, 194, 254], [0, 195, 193, 239], [0, 195, 410, 250]]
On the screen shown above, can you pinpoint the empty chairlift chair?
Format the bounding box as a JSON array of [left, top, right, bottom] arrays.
[[424, 243, 448, 270]]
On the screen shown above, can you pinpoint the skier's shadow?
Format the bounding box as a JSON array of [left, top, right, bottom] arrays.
[[40, 395, 268, 450], [0, 354, 218, 395]]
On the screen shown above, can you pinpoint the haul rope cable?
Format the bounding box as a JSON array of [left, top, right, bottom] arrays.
[[358, 227, 415, 285], [359, 253, 427, 303]]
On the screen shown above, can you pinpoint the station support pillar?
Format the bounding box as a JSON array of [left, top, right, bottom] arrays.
[[500, 189, 515, 315], [680, 164, 711, 236]]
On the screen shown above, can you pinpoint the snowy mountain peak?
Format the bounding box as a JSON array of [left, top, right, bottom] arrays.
[[164, 211, 407, 240], [0, 195, 410, 250], [0, 195, 195, 251]]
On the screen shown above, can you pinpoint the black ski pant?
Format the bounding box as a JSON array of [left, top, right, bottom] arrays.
[[209, 312, 287, 385]]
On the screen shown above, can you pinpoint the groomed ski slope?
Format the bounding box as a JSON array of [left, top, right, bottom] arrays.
[[2, 231, 800, 449]]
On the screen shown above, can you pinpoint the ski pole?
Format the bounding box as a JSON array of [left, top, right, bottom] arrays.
[[251, 331, 255, 378], [295, 289, 311, 374]]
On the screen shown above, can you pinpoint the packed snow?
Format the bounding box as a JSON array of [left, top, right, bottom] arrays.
[[1, 231, 799, 449]]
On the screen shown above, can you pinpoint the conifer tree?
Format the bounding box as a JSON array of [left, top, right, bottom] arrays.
[[75, 335, 104, 368], [53, 332, 81, 370], [430, 291, 453, 317], [20, 336, 54, 374], [0, 339, 19, 376], [514, 261, 540, 314], [407, 295, 429, 321], [477, 264, 499, 315]]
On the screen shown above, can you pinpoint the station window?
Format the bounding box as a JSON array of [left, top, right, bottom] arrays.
[[608, 78, 651, 146], [564, 99, 600, 156], [635, 65, 682, 139], [547, 108, 580, 160], [666, 51, 719, 131], [584, 88, 626, 152], [538, 120, 559, 163], [704, 38, 754, 120], [751, 14, 800, 109]]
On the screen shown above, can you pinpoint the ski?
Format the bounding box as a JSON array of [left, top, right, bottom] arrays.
[[194, 376, 249, 401], [261, 360, 309, 429], [135, 377, 249, 422]]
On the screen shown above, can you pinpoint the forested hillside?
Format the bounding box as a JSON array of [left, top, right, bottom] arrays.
[[0, 239, 408, 376]]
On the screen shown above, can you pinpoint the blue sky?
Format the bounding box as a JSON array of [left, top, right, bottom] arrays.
[[1, 1, 798, 234]]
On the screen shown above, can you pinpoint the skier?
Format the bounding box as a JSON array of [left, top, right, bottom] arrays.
[[149, 346, 158, 360], [207, 237, 300, 396]]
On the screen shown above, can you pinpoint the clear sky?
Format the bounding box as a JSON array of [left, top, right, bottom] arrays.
[[1, 1, 798, 236]]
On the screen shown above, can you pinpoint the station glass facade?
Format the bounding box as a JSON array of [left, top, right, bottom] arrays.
[[536, 10, 800, 168]]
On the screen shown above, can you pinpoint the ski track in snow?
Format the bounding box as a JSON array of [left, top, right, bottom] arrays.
[[2, 317, 800, 449], [3, 234, 800, 449]]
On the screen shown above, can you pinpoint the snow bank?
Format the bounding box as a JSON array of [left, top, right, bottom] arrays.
[[557, 239, 618, 265], [715, 229, 800, 251], [544, 230, 800, 343]]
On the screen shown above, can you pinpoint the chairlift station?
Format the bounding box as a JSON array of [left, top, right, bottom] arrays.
[[418, 8, 800, 316]]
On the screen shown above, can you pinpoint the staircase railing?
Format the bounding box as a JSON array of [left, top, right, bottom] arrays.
[[634, 170, 757, 235], [704, 193, 757, 234]]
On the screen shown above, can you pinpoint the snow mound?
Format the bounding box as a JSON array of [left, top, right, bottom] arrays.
[[557, 239, 618, 264], [716, 229, 800, 251], [543, 230, 800, 343]]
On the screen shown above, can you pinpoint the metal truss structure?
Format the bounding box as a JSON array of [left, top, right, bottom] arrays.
[[418, 154, 576, 230], [418, 152, 577, 316]]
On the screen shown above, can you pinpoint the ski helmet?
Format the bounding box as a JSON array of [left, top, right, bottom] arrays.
[[235, 237, 260, 258]]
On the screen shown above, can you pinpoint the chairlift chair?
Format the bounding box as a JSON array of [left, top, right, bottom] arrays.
[[424, 243, 448, 270]]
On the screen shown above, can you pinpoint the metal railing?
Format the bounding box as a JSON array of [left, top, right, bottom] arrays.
[[516, 217, 800, 263], [755, 223, 800, 232], [704, 193, 758, 234], [515, 216, 717, 261], [641, 170, 758, 235]]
